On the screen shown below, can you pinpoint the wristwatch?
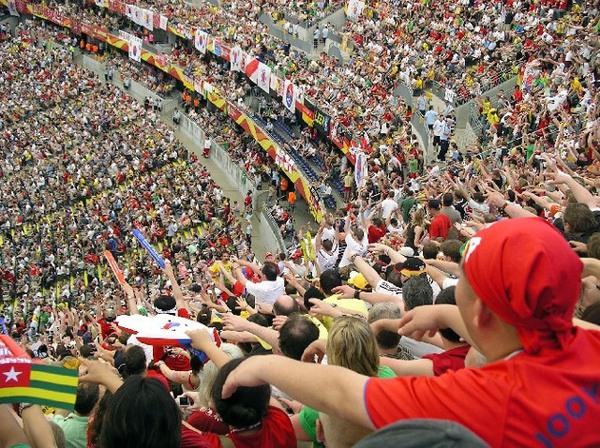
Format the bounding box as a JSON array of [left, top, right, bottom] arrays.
[[349, 253, 359, 263], [354, 289, 361, 299], [501, 202, 509, 211]]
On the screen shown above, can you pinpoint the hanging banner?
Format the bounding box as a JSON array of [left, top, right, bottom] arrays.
[[129, 35, 142, 62], [212, 39, 222, 57], [283, 80, 296, 113], [7, 0, 19, 16], [159, 14, 168, 30], [346, 0, 365, 19], [354, 150, 367, 188], [244, 56, 259, 84], [444, 88, 456, 104], [230, 46, 242, 72], [142, 9, 153, 31], [257, 62, 271, 94], [194, 29, 208, 54], [270, 74, 283, 98], [298, 97, 315, 127], [313, 107, 331, 135]]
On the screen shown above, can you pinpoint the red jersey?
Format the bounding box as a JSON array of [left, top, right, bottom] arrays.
[[203, 406, 295, 448], [368, 224, 387, 244], [422, 344, 470, 376], [429, 213, 452, 240], [365, 328, 600, 447]]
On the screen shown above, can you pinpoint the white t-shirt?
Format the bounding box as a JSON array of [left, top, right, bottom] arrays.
[[380, 198, 399, 219], [317, 245, 339, 272], [245, 277, 285, 305], [339, 234, 369, 268]]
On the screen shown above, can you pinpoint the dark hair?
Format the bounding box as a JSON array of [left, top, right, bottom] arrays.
[[587, 233, 600, 259], [236, 313, 271, 354], [402, 276, 433, 310], [100, 377, 182, 448], [442, 192, 454, 207], [385, 270, 403, 288], [125, 345, 147, 376], [190, 354, 204, 376], [278, 315, 319, 360], [211, 357, 271, 428], [74, 382, 100, 416], [226, 296, 242, 316], [320, 269, 342, 295], [197, 305, 212, 325], [261, 262, 279, 281], [440, 240, 463, 263], [322, 239, 334, 251], [273, 296, 300, 316], [434, 287, 461, 342], [304, 286, 326, 310], [154, 295, 177, 314], [563, 203, 597, 233], [89, 391, 112, 448], [422, 242, 439, 260]]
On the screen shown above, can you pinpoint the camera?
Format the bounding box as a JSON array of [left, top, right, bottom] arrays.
[[176, 395, 189, 406]]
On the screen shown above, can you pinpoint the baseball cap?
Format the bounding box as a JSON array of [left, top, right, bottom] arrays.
[[395, 258, 426, 277], [462, 218, 582, 354], [428, 199, 441, 210], [348, 272, 369, 291], [290, 250, 303, 260]]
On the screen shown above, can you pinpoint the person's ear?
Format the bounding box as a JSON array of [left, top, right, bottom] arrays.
[[472, 298, 492, 329]]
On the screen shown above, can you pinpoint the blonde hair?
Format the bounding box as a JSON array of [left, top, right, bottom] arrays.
[[326, 317, 379, 377], [198, 343, 243, 407], [412, 207, 425, 226]]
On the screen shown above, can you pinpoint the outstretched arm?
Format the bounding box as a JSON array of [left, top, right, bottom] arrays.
[[221, 355, 374, 430]]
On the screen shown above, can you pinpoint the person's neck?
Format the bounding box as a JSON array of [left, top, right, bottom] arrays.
[[484, 340, 524, 363]]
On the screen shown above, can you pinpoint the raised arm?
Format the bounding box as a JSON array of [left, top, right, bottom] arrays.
[[221, 355, 374, 430]]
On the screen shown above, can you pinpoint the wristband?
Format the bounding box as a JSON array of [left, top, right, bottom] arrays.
[[501, 202, 509, 211], [353, 289, 361, 299]]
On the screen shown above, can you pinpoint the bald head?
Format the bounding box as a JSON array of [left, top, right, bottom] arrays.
[[273, 295, 300, 316]]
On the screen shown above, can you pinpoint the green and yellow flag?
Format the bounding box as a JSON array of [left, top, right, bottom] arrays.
[[0, 336, 79, 410]]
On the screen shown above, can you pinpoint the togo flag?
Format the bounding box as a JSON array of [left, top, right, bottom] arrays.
[[0, 335, 79, 410]]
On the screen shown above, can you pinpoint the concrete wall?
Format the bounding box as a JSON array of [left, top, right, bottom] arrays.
[[177, 115, 287, 254]]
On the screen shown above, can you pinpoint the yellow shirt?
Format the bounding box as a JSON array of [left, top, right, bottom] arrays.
[[321, 295, 368, 331]]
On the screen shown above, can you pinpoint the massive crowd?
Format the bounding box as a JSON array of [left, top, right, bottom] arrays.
[[1, 0, 600, 446]]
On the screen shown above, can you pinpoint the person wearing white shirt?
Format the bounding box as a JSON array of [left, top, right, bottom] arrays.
[[380, 191, 399, 220], [232, 259, 284, 306]]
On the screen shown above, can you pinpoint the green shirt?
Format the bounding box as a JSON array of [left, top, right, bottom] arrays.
[[53, 414, 89, 448]]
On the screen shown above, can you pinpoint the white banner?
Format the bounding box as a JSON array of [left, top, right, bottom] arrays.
[[131, 5, 143, 27], [354, 150, 367, 188], [283, 80, 296, 113], [159, 15, 168, 30], [7, 0, 19, 16], [142, 9, 153, 31], [346, 0, 365, 20], [194, 29, 208, 54], [444, 88, 456, 104], [129, 35, 142, 62], [230, 46, 242, 72], [257, 63, 271, 94]]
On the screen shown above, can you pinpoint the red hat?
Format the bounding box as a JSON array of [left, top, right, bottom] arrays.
[[290, 250, 303, 260], [462, 218, 582, 354]]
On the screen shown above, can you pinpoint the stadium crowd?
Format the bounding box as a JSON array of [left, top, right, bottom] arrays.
[[1, 0, 600, 446]]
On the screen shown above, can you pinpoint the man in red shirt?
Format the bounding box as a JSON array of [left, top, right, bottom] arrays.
[[428, 199, 452, 241], [220, 218, 600, 447]]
